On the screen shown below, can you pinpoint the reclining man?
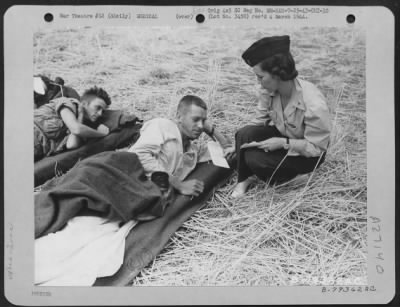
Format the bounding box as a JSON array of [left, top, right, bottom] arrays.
[[128, 94, 230, 197], [34, 86, 111, 162], [35, 94, 231, 286]]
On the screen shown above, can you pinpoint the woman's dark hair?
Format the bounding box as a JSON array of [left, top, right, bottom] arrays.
[[81, 86, 111, 106], [259, 52, 298, 81]]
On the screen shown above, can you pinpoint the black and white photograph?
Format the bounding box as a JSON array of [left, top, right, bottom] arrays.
[[32, 24, 367, 287], [3, 5, 396, 305]]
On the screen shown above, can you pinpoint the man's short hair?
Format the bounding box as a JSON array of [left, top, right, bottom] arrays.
[[81, 86, 112, 106], [177, 95, 207, 115]]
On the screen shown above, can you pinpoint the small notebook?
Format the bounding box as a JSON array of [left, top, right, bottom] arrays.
[[207, 141, 230, 168]]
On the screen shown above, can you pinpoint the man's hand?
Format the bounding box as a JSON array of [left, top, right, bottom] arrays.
[[203, 119, 214, 136], [96, 124, 110, 136], [175, 179, 204, 197]]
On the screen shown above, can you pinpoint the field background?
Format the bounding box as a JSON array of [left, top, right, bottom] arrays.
[[34, 25, 367, 286]]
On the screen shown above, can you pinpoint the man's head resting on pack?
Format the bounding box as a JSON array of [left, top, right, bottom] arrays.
[[34, 86, 112, 161], [176, 95, 208, 141], [33, 75, 111, 123], [80, 86, 112, 123]]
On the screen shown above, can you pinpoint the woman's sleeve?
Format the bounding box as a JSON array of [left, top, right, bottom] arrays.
[[289, 92, 332, 157], [249, 92, 273, 126]]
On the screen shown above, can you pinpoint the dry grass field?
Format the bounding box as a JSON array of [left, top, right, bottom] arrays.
[[34, 25, 367, 286]]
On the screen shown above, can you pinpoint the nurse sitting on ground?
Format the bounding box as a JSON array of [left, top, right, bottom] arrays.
[[224, 35, 332, 198]]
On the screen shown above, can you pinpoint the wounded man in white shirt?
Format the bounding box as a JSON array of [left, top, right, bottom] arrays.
[[129, 94, 231, 197]]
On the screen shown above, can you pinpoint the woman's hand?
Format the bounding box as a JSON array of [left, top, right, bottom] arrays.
[[256, 137, 286, 152], [241, 138, 286, 152]]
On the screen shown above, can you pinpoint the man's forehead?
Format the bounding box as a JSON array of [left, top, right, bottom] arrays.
[[90, 97, 107, 108], [187, 104, 207, 118]]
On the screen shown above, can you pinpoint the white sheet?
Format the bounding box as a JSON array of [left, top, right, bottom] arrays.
[[35, 216, 137, 286]]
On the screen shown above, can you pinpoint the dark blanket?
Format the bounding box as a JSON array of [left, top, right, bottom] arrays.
[[35, 151, 171, 238], [34, 123, 141, 187], [100, 109, 141, 133], [94, 162, 233, 286]]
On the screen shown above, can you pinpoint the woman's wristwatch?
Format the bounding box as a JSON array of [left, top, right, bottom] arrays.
[[283, 137, 290, 150]]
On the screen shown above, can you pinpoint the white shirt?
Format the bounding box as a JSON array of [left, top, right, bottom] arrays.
[[128, 118, 209, 181]]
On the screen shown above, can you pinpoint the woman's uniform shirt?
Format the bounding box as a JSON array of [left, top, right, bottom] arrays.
[[34, 97, 79, 161], [250, 78, 331, 157]]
